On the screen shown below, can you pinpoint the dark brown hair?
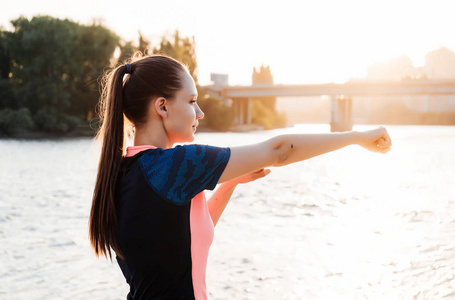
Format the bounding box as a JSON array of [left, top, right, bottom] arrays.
[[89, 54, 187, 259]]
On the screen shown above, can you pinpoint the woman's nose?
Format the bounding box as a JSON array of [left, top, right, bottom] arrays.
[[196, 104, 204, 119]]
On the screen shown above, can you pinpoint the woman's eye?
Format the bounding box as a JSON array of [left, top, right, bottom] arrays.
[[190, 100, 197, 104]]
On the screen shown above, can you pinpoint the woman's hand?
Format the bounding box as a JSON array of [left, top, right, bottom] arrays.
[[229, 168, 271, 186], [357, 126, 392, 154]]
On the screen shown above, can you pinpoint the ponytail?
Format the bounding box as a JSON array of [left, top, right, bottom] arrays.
[[89, 64, 129, 259]]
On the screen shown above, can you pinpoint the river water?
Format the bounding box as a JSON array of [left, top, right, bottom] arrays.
[[1, 124, 454, 299]]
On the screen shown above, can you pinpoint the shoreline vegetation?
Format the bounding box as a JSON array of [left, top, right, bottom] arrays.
[[0, 124, 261, 139], [2, 15, 454, 139]]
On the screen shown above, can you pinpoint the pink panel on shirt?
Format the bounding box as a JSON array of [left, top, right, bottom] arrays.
[[190, 191, 214, 300], [125, 145, 215, 300], [125, 145, 157, 157]]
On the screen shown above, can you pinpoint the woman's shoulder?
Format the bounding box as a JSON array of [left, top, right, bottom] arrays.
[[140, 144, 230, 157], [137, 144, 230, 170]]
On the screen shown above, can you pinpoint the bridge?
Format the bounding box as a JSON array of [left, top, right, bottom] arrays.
[[202, 79, 455, 131]]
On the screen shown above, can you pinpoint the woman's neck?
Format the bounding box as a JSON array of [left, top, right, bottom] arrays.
[[133, 121, 173, 149]]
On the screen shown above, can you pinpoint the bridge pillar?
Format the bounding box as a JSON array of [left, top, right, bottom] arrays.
[[232, 97, 252, 125], [247, 98, 252, 124], [330, 96, 353, 132]]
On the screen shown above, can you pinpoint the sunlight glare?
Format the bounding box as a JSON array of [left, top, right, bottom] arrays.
[[1, 0, 454, 84]]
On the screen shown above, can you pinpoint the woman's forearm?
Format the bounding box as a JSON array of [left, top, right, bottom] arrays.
[[271, 131, 360, 166], [207, 182, 238, 227]]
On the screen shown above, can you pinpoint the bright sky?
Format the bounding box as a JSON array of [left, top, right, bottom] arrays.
[[1, 0, 454, 85]]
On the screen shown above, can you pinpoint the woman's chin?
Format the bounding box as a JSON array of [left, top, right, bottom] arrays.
[[185, 134, 196, 143]]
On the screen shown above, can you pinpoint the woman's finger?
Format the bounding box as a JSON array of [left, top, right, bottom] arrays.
[[254, 168, 271, 178]]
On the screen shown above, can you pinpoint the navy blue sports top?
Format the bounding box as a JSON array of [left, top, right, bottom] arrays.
[[115, 144, 231, 300]]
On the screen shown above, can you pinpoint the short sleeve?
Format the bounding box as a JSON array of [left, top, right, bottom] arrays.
[[138, 145, 231, 205]]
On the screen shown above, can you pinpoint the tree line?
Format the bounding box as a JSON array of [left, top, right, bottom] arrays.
[[0, 16, 120, 135], [0, 15, 284, 136]]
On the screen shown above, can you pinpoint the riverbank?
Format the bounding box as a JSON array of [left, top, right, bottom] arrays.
[[2, 121, 453, 140], [0, 124, 262, 139], [0, 128, 97, 140]]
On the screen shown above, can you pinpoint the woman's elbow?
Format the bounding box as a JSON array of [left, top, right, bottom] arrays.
[[267, 137, 290, 167]]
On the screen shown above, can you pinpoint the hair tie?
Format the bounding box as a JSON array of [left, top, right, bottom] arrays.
[[125, 63, 132, 74]]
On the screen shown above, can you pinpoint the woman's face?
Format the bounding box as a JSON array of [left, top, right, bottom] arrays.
[[164, 71, 204, 144]]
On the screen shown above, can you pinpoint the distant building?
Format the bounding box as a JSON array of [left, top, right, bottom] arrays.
[[346, 47, 455, 123], [367, 55, 414, 80], [365, 48, 455, 81], [425, 47, 455, 79], [210, 73, 229, 86]]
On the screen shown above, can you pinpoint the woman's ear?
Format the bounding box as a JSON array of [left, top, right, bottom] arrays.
[[154, 97, 168, 118]]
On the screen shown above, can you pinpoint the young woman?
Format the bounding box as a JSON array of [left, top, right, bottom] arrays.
[[89, 54, 392, 300]]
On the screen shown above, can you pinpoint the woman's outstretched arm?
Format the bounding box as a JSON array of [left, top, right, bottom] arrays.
[[208, 169, 271, 226], [218, 126, 391, 184]]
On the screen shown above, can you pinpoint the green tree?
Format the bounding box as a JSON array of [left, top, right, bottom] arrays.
[[0, 107, 34, 136], [9, 16, 76, 120], [7, 16, 118, 132], [138, 31, 150, 54], [0, 28, 34, 135], [251, 99, 287, 130], [71, 21, 119, 122], [197, 97, 234, 131], [251, 65, 286, 129], [116, 31, 150, 65], [0, 29, 16, 109], [0, 29, 11, 79], [0, 79, 16, 109], [117, 30, 198, 85], [152, 30, 198, 85], [117, 41, 136, 65], [252, 65, 276, 112]]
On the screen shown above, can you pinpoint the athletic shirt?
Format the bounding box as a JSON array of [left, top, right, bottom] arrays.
[[115, 144, 231, 300]]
